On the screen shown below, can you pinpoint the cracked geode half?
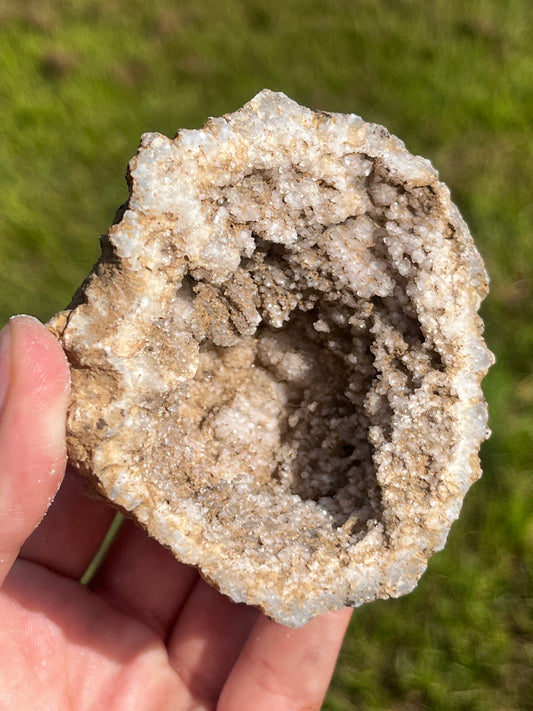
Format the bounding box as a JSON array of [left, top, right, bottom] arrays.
[[49, 90, 493, 627]]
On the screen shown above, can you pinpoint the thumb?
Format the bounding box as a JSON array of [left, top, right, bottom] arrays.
[[0, 315, 70, 586]]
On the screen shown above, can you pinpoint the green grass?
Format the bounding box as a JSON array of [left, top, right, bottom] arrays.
[[1, 1, 532, 708]]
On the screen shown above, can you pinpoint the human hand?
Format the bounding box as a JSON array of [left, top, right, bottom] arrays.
[[0, 315, 351, 710]]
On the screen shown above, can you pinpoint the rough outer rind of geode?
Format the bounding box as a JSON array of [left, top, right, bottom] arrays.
[[49, 90, 493, 627]]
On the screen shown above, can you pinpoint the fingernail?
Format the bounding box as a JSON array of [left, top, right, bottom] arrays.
[[0, 322, 13, 416]]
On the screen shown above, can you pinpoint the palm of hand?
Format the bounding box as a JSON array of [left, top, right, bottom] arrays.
[[1, 551, 186, 711], [2, 471, 255, 711], [0, 317, 350, 711]]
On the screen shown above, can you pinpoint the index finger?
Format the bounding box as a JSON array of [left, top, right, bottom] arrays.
[[218, 607, 352, 711]]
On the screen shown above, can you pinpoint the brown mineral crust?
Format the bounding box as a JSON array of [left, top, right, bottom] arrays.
[[49, 90, 493, 627]]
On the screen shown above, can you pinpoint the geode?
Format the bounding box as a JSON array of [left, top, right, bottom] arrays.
[[48, 90, 493, 627]]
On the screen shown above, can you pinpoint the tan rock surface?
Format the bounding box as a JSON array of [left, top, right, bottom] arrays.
[[49, 90, 493, 627]]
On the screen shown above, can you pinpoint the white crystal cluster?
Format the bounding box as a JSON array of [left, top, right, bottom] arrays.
[[49, 91, 493, 626]]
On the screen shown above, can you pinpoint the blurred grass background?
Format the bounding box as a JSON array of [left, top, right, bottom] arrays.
[[0, 0, 531, 708]]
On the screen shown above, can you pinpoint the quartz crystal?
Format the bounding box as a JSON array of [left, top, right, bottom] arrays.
[[49, 90, 494, 627]]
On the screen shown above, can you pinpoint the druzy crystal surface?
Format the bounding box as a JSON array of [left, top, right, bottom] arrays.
[[49, 90, 493, 627]]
